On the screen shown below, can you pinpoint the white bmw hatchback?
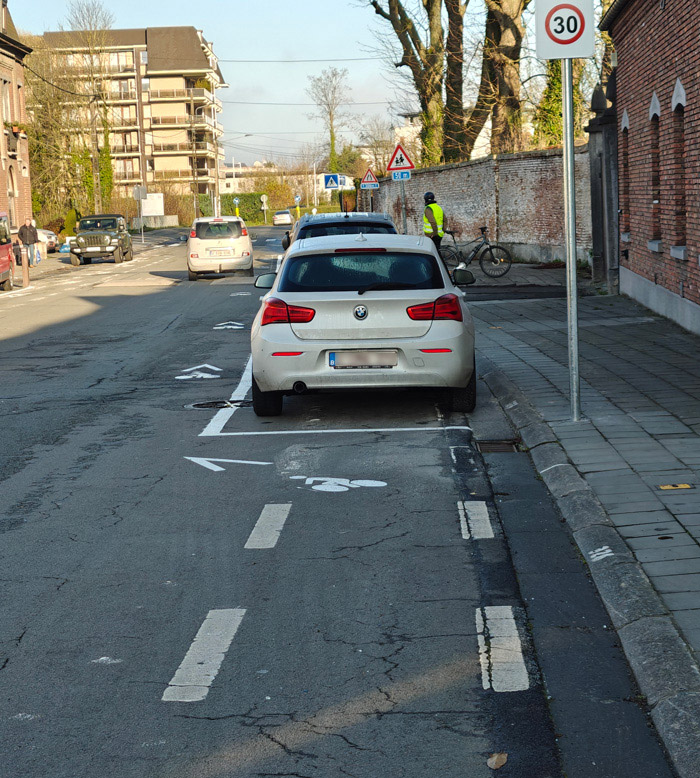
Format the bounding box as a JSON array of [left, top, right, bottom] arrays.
[[250, 233, 477, 416], [187, 216, 253, 280]]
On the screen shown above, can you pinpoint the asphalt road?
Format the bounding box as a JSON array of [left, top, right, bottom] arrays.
[[0, 228, 676, 777]]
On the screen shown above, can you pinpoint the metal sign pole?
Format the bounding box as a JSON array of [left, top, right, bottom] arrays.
[[400, 179, 407, 234], [562, 57, 581, 421]]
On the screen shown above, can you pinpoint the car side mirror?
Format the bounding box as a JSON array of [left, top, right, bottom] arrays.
[[453, 268, 476, 286], [281, 232, 290, 251], [254, 273, 276, 289]]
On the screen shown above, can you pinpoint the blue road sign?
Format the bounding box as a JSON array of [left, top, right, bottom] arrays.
[[339, 176, 346, 186], [392, 170, 411, 181], [233, 197, 240, 205], [360, 182, 380, 190], [294, 194, 301, 203], [324, 174, 339, 189]]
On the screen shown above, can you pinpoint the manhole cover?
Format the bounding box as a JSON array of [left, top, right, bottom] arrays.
[[476, 440, 520, 453], [185, 400, 252, 410]]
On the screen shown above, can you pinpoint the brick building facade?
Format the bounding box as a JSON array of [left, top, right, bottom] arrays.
[[602, 0, 700, 335], [0, 1, 31, 233], [375, 147, 592, 264]]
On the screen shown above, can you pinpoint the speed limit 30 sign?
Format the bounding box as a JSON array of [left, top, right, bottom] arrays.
[[536, 0, 594, 59]]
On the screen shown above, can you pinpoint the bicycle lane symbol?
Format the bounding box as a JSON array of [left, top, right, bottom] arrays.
[[290, 476, 387, 493]]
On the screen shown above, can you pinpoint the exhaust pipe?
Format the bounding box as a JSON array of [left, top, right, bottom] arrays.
[[293, 381, 307, 394]]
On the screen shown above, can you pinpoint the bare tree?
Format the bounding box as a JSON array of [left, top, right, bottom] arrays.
[[358, 115, 394, 175], [370, 0, 445, 166], [306, 68, 351, 174]]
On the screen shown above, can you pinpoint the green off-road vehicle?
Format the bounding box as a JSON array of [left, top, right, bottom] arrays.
[[70, 214, 133, 266]]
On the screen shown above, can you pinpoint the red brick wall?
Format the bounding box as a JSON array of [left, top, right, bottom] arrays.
[[611, 0, 700, 306], [375, 147, 592, 263]]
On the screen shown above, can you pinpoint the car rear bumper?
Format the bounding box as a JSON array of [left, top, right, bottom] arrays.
[[252, 326, 474, 392], [188, 255, 253, 272]]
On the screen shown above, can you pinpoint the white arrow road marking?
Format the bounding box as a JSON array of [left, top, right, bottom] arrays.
[[458, 501, 495, 540], [162, 608, 246, 702], [200, 356, 253, 436], [184, 457, 273, 472], [245, 504, 292, 549], [213, 321, 244, 330], [476, 606, 529, 692], [182, 364, 222, 372]]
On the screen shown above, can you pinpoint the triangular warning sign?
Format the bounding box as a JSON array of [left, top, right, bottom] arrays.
[[386, 143, 415, 172], [361, 168, 379, 185]]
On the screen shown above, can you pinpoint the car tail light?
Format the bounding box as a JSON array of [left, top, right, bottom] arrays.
[[190, 229, 196, 238], [241, 227, 248, 236], [334, 248, 387, 254], [261, 297, 315, 326], [420, 348, 452, 353], [242, 251, 250, 257], [190, 253, 199, 259], [407, 294, 463, 322], [272, 352, 303, 356]]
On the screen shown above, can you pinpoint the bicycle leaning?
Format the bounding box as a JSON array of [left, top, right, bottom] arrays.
[[439, 226, 512, 278]]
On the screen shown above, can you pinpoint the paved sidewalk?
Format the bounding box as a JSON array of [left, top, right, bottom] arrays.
[[474, 293, 700, 776]]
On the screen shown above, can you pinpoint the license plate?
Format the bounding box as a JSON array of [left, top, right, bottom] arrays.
[[86, 247, 102, 251], [329, 350, 398, 369], [209, 250, 231, 257]]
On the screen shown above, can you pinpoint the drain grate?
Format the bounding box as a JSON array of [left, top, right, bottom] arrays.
[[186, 400, 252, 410], [476, 440, 520, 453]]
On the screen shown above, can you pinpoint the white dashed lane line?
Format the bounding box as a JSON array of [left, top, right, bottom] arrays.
[[162, 608, 247, 703], [244, 504, 292, 549], [476, 606, 529, 692], [458, 501, 495, 539]]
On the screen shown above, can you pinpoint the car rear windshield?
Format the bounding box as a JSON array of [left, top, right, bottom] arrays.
[[277, 251, 444, 293], [79, 218, 117, 230], [195, 221, 242, 239], [297, 223, 396, 239]]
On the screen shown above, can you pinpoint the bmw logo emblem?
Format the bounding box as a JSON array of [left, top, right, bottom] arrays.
[[354, 305, 368, 321]]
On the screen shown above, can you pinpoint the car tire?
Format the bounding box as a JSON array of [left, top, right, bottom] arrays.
[[188, 269, 198, 281], [114, 248, 123, 264], [244, 265, 254, 277], [126, 246, 134, 261], [83, 257, 92, 265], [70, 255, 81, 266], [1, 273, 13, 292], [444, 357, 477, 413], [252, 376, 283, 416]]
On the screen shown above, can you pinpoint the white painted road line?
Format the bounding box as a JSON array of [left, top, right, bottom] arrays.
[[199, 355, 253, 436], [162, 608, 246, 702], [458, 501, 494, 540], [184, 456, 273, 472], [476, 606, 529, 692], [245, 503, 292, 549], [205, 425, 472, 437]]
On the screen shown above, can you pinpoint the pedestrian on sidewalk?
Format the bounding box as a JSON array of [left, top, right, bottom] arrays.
[[423, 192, 445, 250], [12, 239, 22, 266], [18, 218, 39, 267]]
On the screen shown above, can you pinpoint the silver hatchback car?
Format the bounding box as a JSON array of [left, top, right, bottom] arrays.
[[187, 216, 253, 280], [250, 233, 477, 416]]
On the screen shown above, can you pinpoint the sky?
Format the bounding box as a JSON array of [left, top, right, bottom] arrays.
[[13, 0, 413, 166]]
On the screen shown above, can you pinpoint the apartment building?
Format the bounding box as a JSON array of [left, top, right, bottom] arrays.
[[43, 25, 226, 199], [0, 0, 32, 230]]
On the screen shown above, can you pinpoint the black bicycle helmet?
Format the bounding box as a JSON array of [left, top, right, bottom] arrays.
[[424, 192, 436, 204]]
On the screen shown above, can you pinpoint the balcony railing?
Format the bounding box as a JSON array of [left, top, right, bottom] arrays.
[[153, 169, 212, 181], [148, 87, 214, 102], [152, 141, 216, 154], [111, 144, 140, 155], [150, 114, 216, 128], [105, 90, 137, 102]]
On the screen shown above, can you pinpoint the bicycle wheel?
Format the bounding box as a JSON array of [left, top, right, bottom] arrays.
[[479, 244, 512, 278], [439, 245, 461, 270]]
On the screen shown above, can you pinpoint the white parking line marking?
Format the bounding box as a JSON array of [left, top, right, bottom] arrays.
[[458, 501, 494, 539], [162, 608, 246, 702], [203, 425, 472, 438], [199, 356, 253, 436], [476, 606, 529, 692], [245, 504, 292, 549]]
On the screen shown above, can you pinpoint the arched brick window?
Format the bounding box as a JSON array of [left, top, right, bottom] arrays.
[[670, 79, 687, 251], [650, 114, 661, 242]]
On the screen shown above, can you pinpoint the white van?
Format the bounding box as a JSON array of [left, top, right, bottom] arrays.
[[187, 216, 254, 280]]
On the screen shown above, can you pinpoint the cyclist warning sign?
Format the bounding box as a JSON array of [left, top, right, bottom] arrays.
[[536, 0, 594, 60], [387, 143, 415, 172]]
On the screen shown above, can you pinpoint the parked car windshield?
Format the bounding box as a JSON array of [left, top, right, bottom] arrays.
[[277, 252, 444, 293], [79, 218, 117, 231], [195, 221, 242, 240], [298, 223, 396, 239]]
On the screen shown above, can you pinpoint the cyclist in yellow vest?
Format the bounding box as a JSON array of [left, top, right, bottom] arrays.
[[423, 192, 445, 250]]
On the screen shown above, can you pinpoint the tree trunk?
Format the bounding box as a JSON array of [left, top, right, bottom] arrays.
[[444, 0, 467, 162]]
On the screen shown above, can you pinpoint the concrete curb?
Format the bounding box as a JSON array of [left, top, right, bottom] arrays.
[[480, 357, 700, 778]]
